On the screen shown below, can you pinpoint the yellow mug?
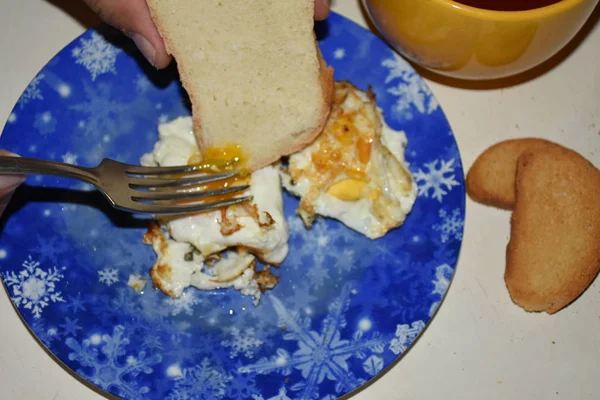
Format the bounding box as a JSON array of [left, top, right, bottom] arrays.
[[363, 0, 599, 80]]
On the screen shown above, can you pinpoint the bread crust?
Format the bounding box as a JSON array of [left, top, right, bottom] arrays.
[[466, 138, 559, 210], [268, 44, 334, 163], [146, 1, 333, 171], [505, 145, 600, 314]]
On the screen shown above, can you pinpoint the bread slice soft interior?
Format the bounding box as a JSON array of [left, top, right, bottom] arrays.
[[147, 0, 333, 170]]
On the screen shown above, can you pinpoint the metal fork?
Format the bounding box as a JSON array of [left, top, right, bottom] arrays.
[[0, 156, 252, 215]]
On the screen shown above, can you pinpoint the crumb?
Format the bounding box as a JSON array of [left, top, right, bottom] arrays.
[[255, 266, 279, 291], [515, 124, 520, 129], [552, 341, 556, 344], [281, 325, 287, 330], [590, 123, 596, 129], [497, 380, 502, 384], [127, 274, 148, 293]]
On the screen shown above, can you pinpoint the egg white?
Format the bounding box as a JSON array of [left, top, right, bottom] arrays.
[[281, 82, 418, 239], [140, 116, 288, 302]]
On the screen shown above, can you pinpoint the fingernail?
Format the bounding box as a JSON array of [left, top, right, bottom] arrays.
[[0, 152, 25, 190], [131, 33, 157, 67], [324, 0, 331, 9]]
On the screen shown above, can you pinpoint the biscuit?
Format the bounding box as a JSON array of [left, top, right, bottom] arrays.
[[505, 146, 600, 314], [466, 138, 559, 210]]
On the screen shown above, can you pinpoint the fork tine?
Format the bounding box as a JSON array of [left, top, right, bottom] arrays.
[[130, 195, 253, 215], [131, 185, 250, 201], [128, 171, 239, 188], [125, 160, 237, 176]]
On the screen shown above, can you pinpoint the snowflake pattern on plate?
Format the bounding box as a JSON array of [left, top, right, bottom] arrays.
[[3, 256, 65, 319], [72, 31, 121, 80], [389, 321, 426, 355], [222, 328, 264, 359], [17, 73, 45, 109], [381, 53, 439, 121], [166, 358, 232, 400], [434, 208, 465, 243], [0, 12, 465, 400], [98, 268, 119, 286], [240, 285, 385, 400], [413, 158, 461, 202], [66, 325, 162, 399]]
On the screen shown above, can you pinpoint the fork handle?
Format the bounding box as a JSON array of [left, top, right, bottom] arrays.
[[0, 156, 99, 186]]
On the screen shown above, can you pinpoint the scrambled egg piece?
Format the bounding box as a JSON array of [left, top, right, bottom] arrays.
[[281, 81, 417, 239]]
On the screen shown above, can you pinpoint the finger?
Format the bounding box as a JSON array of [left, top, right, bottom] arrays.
[[314, 0, 331, 20], [82, 0, 172, 69], [0, 151, 26, 216]]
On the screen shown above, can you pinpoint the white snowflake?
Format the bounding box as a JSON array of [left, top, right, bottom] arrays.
[[72, 31, 120, 80], [382, 53, 439, 120], [61, 152, 79, 165], [18, 73, 45, 109], [3, 256, 65, 319], [381, 53, 411, 83], [164, 291, 201, 316], [333, 48, 346, 59], [167, 358, 232, 400], [222, 328, 263, 359], [286, 217, 358, 284], [389, 320, 425, 355], [362, 355, 384, 376], [432, 263, 453, 296], [429, 263, 454, 317], [433, 209, 464, 243], [306, 265, 330, 288], [413, 159, 460, 202], [240, 286, 384, 399], [98, 268, 119, 286], [65, 325, 162, 399], [8, 112, 16, 123], [32, 234, 69, 265], [70, 82, 130, 138], [60, 317, 82, 337]]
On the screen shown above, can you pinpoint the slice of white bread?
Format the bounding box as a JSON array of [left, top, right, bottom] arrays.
[[146, 0, 334, 170]]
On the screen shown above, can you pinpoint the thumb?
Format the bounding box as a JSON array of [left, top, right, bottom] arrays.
[[0, 151, 25, 216], [82, 0, 172, 69], [315, 0, 331, 21]]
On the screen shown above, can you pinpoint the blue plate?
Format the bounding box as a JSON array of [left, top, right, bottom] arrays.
[[0, 12, 465, 400]]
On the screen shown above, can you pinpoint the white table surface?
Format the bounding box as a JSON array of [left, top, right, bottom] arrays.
[[1, 1, 599, 399]]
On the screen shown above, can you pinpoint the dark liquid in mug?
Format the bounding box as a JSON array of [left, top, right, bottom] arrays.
[[454, 0, 563, 11]]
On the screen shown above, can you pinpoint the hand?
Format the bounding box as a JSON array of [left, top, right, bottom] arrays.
[[0, 151, 25, 217], [83, 0, 331, 69]]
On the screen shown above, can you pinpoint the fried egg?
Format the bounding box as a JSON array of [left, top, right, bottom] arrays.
[[280, 81, 417, 239], [143, 223, 275, 304], [140, 116, 287, 302]]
